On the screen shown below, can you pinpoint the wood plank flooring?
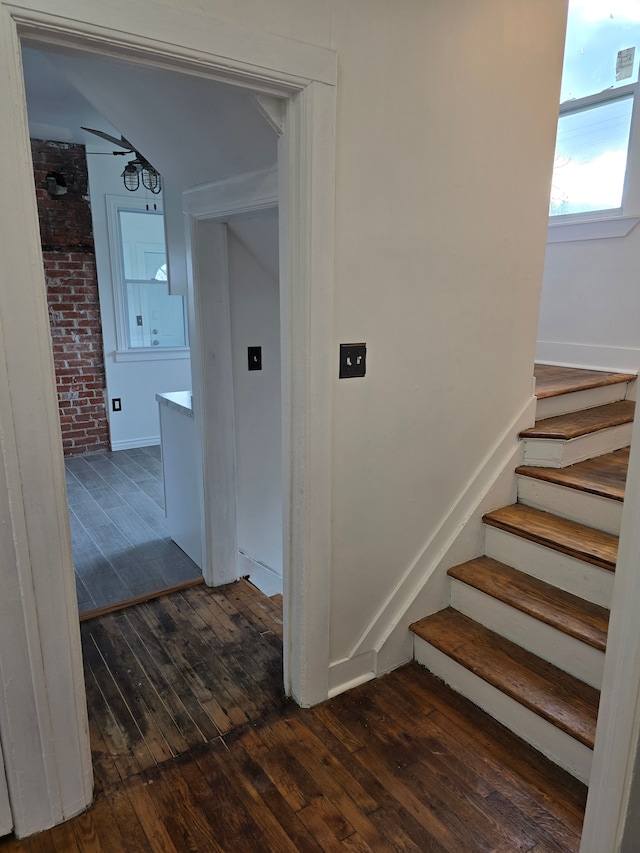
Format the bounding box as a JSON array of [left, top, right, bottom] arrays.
[[0, 581, 586, 852]]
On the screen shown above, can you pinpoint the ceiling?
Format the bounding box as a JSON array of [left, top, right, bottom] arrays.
[[21, 44, 278, 190]]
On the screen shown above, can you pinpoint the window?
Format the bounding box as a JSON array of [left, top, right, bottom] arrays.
[[550, 1, 640, 217], [107, 196, 188, 354]]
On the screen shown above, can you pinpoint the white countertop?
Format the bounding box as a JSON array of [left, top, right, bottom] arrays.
[[156, 391, 193, 417]]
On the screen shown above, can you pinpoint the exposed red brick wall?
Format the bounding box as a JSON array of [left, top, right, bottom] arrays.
[[31, 140, 110, 456]]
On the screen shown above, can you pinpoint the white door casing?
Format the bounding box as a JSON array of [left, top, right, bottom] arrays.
[[0, 0, 335, 836], [183, 170, 280, 595], [189, 219, 238, 588], [0, 671, 12, 838]]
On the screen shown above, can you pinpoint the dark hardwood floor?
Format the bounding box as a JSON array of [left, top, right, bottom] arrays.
[[0, 581, 586, 852]]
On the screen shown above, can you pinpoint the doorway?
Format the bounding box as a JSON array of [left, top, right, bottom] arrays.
[[14, 23, 336, 704], [22, 51, 203, 614], [0, 3, 335, 833]]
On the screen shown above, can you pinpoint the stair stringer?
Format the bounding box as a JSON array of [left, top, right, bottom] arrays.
[[326, 395, 537, 698]]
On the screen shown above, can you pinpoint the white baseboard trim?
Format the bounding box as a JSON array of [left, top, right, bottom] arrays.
[[110, 436, 161, 451], [238, 552, 282, 597], [535, 341, 640, 374], [328, 651, 376, 698], [346, 395, 538, 679]]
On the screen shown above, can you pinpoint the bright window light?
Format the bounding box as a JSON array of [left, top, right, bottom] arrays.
[[550, 0, 640, 217]]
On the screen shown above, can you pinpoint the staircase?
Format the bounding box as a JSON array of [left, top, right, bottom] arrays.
[[410, 364, 637, 783]]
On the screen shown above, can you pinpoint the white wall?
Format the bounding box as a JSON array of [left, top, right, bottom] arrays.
[[227, 209, 282, 574], [325, 0, 566, 666], [86, 153, 192, 449], [0, 0, 570, 836], [538, 224, 640, 372]]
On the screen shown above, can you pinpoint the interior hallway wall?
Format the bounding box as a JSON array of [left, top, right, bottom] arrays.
[[228, 210, 282, 576], [538, 227, 640, 372], [31, 139, 109, 456]]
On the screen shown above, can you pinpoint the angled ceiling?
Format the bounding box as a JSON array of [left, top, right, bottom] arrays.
[[21, 45, 278, 191]]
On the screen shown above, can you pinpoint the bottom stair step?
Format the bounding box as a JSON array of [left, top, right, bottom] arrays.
[[410, 608, 600, 782]]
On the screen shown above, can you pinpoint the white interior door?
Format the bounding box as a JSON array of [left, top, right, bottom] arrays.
[[0, 739, 13, 837]]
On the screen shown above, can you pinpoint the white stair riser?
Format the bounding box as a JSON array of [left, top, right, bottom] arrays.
[[517, 476, 622, 536], [450, 580, 605, 689], [522, 423, 633, 468], [484, 526, 614, 608], [413, 638, 592, 783], [536, 383, 631, 420]]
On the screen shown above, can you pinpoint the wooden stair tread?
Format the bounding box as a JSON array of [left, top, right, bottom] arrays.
[[483, 504, 618, 571], [516, 447, 629, 502], [410, 608, 599, 749], [520, 400, 634, 440], [534, 364, 636, 400], [448, 556, 609, 651]]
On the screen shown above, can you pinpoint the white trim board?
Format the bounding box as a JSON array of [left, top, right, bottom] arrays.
[[239, 553, 282, 598], [581, 395, 640, 852], [0, 0, 336, 835], [190, 218, 239, 589], [0, 6, 93, 836], [14, 0, 337, 89], [110, 436, 160, 452], [183, 168, 278, 219], [535, 341, 640, 374], [547, 215, 640, 243]]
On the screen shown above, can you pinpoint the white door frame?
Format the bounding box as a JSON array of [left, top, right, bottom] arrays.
[[183, 168, 280, 595], [0, 739, 11, 838], [0, 0, 335, 836], [189, 217, 238, 588]]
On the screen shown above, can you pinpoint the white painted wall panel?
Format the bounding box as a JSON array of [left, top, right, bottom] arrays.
[[228, 211, 282, 575], [538, 226, 640, 371], [327, 0, 567, 660]]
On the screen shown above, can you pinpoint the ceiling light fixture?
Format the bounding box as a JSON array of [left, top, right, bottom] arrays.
[[82, 127, 162, 196], [121, 158, 162, 194], [141, 165, 162, 194], [122, 161, 140, 192]]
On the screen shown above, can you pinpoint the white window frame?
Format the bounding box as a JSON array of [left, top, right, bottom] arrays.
[[551, 83, 636, 219], [548, 81, 640, 242], [106, 195, 190, 360]]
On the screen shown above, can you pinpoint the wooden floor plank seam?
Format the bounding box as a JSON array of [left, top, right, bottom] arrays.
[[0, 583, 586, 852]]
